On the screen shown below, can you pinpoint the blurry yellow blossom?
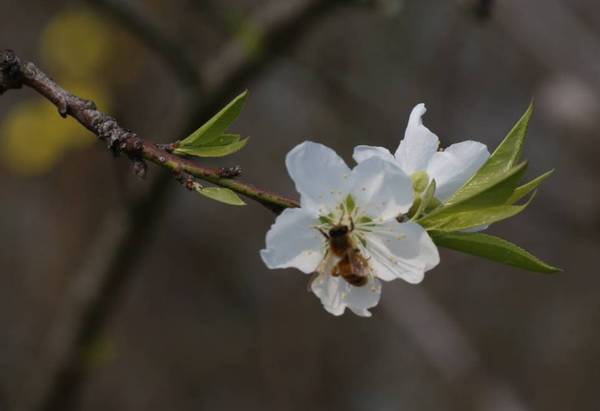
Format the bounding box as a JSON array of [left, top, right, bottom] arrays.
[[0, 7, 141, 176], [2, 101, 76, 176], [0, 82, 110, 175], [40, 9, 113, 81]]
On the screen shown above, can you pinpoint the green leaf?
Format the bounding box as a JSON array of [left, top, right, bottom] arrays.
[[431, 231, 561, 273], [446, 103, 534, 206], [507, 169, 554, 204], [455, 161, 528, 209], [174, 137, 249, 158], [418, 162, 528, 227], [177, 91, 248, 148], [196, 187, 246, 206], [444, 159, 529, 210], [203, 133, 241, 146], [485, 102, 533, 170], [421, 200, 531, 232]]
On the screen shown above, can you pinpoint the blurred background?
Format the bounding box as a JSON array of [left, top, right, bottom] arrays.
[[0, 0, 598, 410]]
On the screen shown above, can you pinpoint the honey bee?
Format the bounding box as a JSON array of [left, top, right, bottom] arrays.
[[318, 221, 371, 287]]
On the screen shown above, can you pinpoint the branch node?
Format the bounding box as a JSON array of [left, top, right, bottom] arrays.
[[131, 158, 148, 179], [83, 99, 97, 111], [57, 100, 69, 118], [185, 179, 196, 191], [173, 170, 197, 190], [107, 130, 123, 155], [157, 141, 180, 152], [0, 49, 24, 94], [218, 165, 243, 178]]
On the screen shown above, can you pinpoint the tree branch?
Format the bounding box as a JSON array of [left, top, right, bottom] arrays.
[[0, 49, 299, 213], [5, 1, 339, 410]]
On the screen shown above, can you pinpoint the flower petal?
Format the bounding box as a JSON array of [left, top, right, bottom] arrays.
[[352, 145, 396, 164], [286, 141, 351, 216], [394, 103, 440, 174], [427, 140, 490, 201], [310, 272, 381, 317], [348, 157, 414, 221], [260, 208, 324, 273], [363, 220, 439, 283]]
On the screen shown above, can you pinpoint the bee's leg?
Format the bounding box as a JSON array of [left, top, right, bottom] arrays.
[[332, 264, 340, 277], [318, 228, 329, 239], [337, 207, 346, 225], [350, 218, 355, 232]]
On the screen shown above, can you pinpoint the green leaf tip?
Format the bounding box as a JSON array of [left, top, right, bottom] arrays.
[[486, 101, 534, 173], [431, 231, 561, 273], [196, 187, 246, 206], [446, 103, 535, 206], [507, 169, 554, 204], [418, 164, 531, 231], [416, 104, 553, 232], [174, 91, 249, 157]]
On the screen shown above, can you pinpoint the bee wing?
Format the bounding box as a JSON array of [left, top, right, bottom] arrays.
[[348, 248, 372, 279], [308, 251, 338, 292]]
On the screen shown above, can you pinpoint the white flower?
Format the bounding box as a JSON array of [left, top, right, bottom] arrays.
[[260, 141, 439, 317], [353, 103, 490, 202]]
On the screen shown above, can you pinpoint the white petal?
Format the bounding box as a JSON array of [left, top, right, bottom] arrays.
[[352, 145, 396, 164], [348, 157, 414, 221], [427, 140, 490, 201], [363, 220, 439, 283], [310, 272, 381, 317], [394, 103, 440, 174], [285, 141, 351, 216], [260, 208, 324, 273]]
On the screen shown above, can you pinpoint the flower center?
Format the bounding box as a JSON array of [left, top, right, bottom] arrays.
[[411, 170, 430, 193], [311, 195, 378, 287]]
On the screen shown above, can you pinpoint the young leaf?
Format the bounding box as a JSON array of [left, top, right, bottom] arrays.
[[176, 91, 248, 149], [507, 169, 554, 204], [430, 231, 561, 273], [446, 103, 534, 206], [173, 137, 249, 158], [196, 187, 246, 206], [421, 200, 531, 232], [451, 161, 528, 210], [203, 133, 241, 147], [484, 102, 533, 170], [418, 162, 528, 227]]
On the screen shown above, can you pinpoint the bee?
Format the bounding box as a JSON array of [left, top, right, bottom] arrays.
[[317, 221, 371, 287]]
